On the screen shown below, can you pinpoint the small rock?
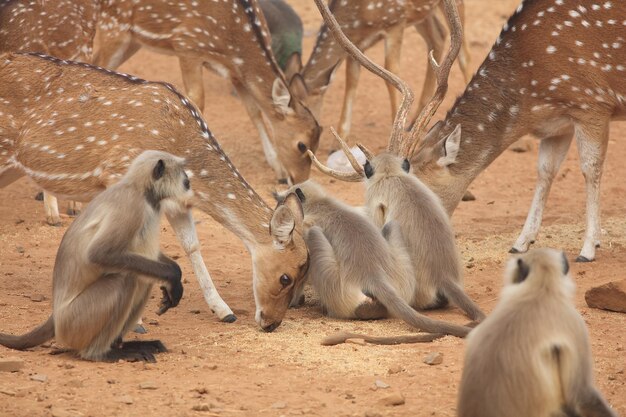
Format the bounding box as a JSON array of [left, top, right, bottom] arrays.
[[388, 364, 403, 375], [585, 279, 626, 313], [192, 403, 211, 411], [50, 407, 84, 417], [271, 402, 287, 409], [380, 393, 405, 406], [461, 190, 476, 201], [0, 388, 16, 396], [148, 319, 159, 325], [139, 381, 158, 390], [0, 358, 24, 372], [423, 352, 443, 365], [65, 379, 83, 388], [29, 294, 45, 302], [374, 380, 390, 389], [189, 309, 201, 314], [119, 395, 134, 405], [64, 363, 75, 369], [364, 412, 383, 417], [30, 374, 48, 383], [192, 387, 209, 395], [16, 246, 25, 254], [345, 338, 367, 346]]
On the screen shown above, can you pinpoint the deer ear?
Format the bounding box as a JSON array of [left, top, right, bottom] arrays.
[[272, 78, 293, 115], [270, 193, 303, 249], [437, 124, 462, 167], [283, 52, 303, 81], [288, 74, 308, 111]]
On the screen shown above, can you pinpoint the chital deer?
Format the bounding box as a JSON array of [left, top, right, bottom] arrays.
[[0, 0, 101, 225], [0, 52, 310, 331], [93, 0, 321, 185], [308, 0, 486, 332], [258, 0, 303, 72], [302, 0, 472, 141], [313, 0, 626, 263]]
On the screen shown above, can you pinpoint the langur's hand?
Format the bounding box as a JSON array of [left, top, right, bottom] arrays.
[[156, 279, 184, 315]]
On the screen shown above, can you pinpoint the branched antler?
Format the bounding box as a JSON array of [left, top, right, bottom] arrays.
[[309, 0, 462, 180], [406, 0, 463, 158]]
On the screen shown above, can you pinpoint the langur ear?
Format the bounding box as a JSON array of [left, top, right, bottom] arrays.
[[153, 159, 165, 180], [513, 258, 530, 284]]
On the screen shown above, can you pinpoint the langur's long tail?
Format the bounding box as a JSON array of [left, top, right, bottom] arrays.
[[0, 315, 54, 350]]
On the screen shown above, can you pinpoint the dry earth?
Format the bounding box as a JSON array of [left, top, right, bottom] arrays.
[[0, 1, 624, 416]]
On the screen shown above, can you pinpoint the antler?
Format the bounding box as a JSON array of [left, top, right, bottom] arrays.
[[312, 0, 413, 155], [307, 150, 364, 182], [406, 0, 463, 158]]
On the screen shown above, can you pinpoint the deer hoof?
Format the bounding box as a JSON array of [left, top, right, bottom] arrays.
[[575, 255, 594, 263], [509, 247, 522, 254], [221, 314, 237, 323], [34, 191, 44, 201], [133, 324, 147, 334]]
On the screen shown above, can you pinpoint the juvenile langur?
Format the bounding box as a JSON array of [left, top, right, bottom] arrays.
[[458, 248, 617, 417], [284, 181, 472, 339], [0, 151, 193, 362], [363, 153, 485, 322]]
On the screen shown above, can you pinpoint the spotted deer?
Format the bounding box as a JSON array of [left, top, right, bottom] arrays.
[[313, 0, 626, 263], [302, 0, 472, 141], [93, 0, 321, 185], [0, 0, 101, 225], [0, 52, 310, 331]]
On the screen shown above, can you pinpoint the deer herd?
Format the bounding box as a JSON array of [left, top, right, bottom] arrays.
[[0, 0, 623, 415]]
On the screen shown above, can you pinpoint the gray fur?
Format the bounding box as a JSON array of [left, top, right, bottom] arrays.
[[364, 153, 485, 321], [0, 150, 193, 362], [288, 181, 471, 339], [458, 248, 617, 417]]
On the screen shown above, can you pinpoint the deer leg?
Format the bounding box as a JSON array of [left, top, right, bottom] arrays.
[[179, 57, 205, 112], [93, 29, 141, 70], [451, 0, 472, 82], [43, 192, 62, 226], [384, 25, 404, 120], [337, 57, 361, 140], [511, 133, 573, 254], [232, 81, 287, 182], [165, 209, 236, 322], [67, 201, 82, 217], [575, 124, 608, 262]]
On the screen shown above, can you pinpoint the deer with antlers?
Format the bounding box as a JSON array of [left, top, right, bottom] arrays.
[[93, 0, 320, 185], [313, 0, 626, 263], [0, 52, 310, 331], [309, 0, 485, 336], [302, 0, 472, 143]]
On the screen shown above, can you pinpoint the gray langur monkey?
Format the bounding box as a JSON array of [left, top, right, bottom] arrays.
[[363, 153, 485, 322], [283, 180, 472, 339], [458, 248, 617, 417], [0, 150, 194, 362]]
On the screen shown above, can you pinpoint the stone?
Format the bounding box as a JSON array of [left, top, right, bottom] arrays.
[[119, 395, 134, 405], [380, 393, 405, 406], [29, 294, 45, 302], [423, 352, 443, 365], [271, 402, 287, 409], [461, 190, 476, 201], [192, 404, 211, 411], [0, 358, 24, 372], [585, 280, 626, 313], [364, 412, 383, 417], [139, 381, 158, 390], [374, 380, 390, 389], [388, 364, 403, 374], [29, 374, 48, 383], [51, 407, 84, 417]]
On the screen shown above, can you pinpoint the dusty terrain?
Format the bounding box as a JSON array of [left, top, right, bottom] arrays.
[[0, 0, 624, 416]]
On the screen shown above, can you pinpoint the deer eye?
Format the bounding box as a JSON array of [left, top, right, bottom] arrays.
[[279, 274, 292, 287], [297, 142, 307, 153]]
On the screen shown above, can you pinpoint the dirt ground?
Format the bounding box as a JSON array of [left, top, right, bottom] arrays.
[[1, 0, 625, 416]]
